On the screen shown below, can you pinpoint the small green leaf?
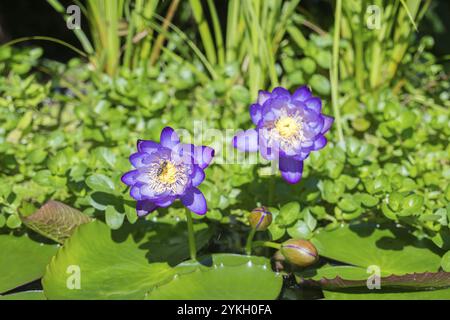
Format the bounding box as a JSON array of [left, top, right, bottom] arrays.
[[268, 223, 285, 241], [86, 174, 115, 193], [355, 193, 379, 207], [304, 210, 317, 231], [310, 74, 330, 95], [6, 215, 21, 229], [287, 220, 312, 239], [277, 202, 301, 227], [105, 205, 125, 230], [441, 251, 450, 272], [338, 196, 359, 212]]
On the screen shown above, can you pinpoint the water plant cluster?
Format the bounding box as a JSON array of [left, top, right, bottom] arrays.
[[0, 0, 449, 300]]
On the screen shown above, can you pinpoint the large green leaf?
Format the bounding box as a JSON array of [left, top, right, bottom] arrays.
[[0, 234, 58, 294], [324, 288, 450, 300], [139, 220, 214, 265], [42, 219, 214, 299], [147, 254, 283, 300], [298, 265, 390, 282], [20, 201, 92, 243], [42, 220, 176, 299], [0, 291, 46, 300], [312, 223, 442, 274], [299, 265, 450, 290]]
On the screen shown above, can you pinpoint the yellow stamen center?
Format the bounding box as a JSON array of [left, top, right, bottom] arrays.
[[275, 116, 300, 138], [157, 161, 177, 184]]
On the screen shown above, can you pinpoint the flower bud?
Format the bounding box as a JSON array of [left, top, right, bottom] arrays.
[[280, 239, 318, 267], [248, 207, 272, 231]]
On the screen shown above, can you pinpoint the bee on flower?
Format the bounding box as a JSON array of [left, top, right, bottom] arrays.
[[121, 127, 214, 216]]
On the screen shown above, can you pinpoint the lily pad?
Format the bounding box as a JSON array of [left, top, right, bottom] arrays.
[[298, 265, 390, 282], [42, 219, 214, 299], [323, 288, 450, 300], [0, 234, 58, 294], [299, 265, 450, 290], [0, 291, 46, 300], [136, 220, 215, 265], [42, 220, 175, 299], [20, 201, 92, 244], [312, 223, 442, 274], [147, 254, 283, 300]]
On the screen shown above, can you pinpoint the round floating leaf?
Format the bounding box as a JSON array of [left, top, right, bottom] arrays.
[[43, 221, 175, 300], [147, 254, 283, 300], [298, 265, 389, 282], [323, 288, 450, 300], [312, 223, 442, 274], [0, 234, 58, 294], [299, 265, 450, 290], [20, 201, 92, 244], [0, 291, 46, 300]]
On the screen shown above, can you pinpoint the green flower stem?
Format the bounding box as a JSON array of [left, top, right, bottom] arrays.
[[245, 228, 257, 255], [185, 208, 197, 260], [268, 175, 276, 205], [252, 241, 281, 250]]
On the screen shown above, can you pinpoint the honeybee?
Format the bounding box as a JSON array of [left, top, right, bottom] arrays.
[[157, 161, 169, 177]]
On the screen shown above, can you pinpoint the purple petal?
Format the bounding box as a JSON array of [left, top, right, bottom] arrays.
[[259, 133, 279, 160], [300, 140, 314, 148], [136, 200, 158, 217], [250, 103, 262, 125], [305, 97, 322, 113], [121, 170, 139, 186], [194, 146, 215, 169], [130, 184, 143, 200], [258, 90, 271, 105], [233, 129, 259, 152], [313, 135, 327, 150], [160, 127, 180, 149], [321, 115, 334, 134], [129, 152, 152, 168], [292, 86, 312, 101], [293, 150, 310, 161], [272, 87, 290, 97], [303, 111, 324, 139], [154, 196, 176, 207], [191, 166, 205, 187], [181, 187, 207, 215], [173, 144, 214, 169], [137, 140, 160, 154], [279, 156, 304, 184], [262, 95, 289, 115]]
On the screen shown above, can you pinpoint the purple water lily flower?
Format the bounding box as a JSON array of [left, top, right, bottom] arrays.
[[121, 127, 214, 216], [233, 86, 333, 184]]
